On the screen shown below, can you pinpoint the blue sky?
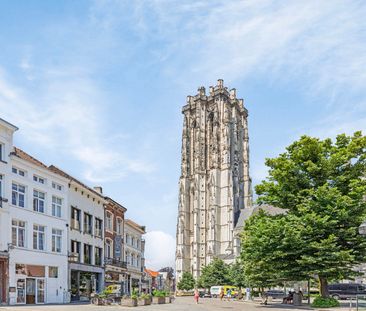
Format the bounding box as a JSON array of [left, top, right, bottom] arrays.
[[1, 0, 365, 269]]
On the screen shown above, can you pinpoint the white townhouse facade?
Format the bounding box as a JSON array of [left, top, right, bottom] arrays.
[[0, 118, 69, 305], [124, 219, 146, 294], [49, 166, 106, 302], [0, 118, 18, 305]]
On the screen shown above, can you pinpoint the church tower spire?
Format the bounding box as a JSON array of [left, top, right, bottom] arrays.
[[176, 80, 252, 281]]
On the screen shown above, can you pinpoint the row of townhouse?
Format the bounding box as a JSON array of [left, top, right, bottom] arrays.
[[0, 118, 147, 305]]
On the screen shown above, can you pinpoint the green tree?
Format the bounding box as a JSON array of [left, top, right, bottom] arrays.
[[198, 258, 231, 288], [241, 211, 305, 289], [177, 272, 195, 291], [228, 259, 247, 288], [255, 132, 366, 297]]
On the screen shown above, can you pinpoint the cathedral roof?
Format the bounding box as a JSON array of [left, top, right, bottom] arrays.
[[234, 204, 286, 230]]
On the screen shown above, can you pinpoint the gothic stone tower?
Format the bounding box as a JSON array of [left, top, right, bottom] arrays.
[[176, 79, 252, 281]]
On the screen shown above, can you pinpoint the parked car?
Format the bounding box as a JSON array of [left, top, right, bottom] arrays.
[[264, 289, 286, 299], [328, 283, 366, 299], [198, 290, 211, 298], [209, 286, 239, 298]]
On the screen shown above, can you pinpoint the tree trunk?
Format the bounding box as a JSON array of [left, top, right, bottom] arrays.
[[319, 276, 329, 298]]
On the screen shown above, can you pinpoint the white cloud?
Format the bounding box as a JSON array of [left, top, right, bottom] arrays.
[[144, 231, 175, 270], [0, 68, 155, 183]]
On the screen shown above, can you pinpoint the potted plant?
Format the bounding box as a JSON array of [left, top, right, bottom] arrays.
[[121, 294, 138, 307], [152, 290, 166, 304], [138, 293, 152, 306], [165, 292, 172, 304]]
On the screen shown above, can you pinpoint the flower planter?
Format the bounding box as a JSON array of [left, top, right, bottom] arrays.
[[165, 296, 172, 303], [121, 298, 138, 307], [153, 296, 166, 304], [138, 298, 152, 306]]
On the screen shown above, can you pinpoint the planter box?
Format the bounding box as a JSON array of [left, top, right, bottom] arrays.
[[121, 298, 138, 307], [138, 298, 152, 306], [153, 297, 166, 304], [165, 297, 172, 303]]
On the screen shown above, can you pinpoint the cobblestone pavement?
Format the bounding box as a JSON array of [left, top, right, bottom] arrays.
[[0, 297, 316, 311]]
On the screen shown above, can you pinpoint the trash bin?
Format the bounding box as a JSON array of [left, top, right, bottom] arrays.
[[293, 293, 302, 306]]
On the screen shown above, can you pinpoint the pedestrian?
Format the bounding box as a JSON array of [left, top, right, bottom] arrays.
[[194, 288, 199, 304], [220, 288, 225, 301], [227, 289, 232, 301]]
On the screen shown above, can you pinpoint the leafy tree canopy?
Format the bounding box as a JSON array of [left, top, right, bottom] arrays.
[[250, 132, 366, 297], [177, 272, 195, 291], [198, 258, 231, 288]]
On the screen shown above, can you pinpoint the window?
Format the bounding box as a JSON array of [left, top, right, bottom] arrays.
[[33, 190, 45, 213], [95, 247, 102, 266], [131, 253, 135, 266], [52, 196, 62, 217], [0, 175, 3, 208], [106, 212, 113, 231], [126, 251, 131, 265], [49, 266, 58, 278], [33, 175, 45, 184], [84, 244, 92, 264], [12, 220, 26, 247], [33, 225, 45, 250], [71, 240, 81, 262], [131, 237, 135, 247], [95, 218, 103, 238], [12, 183, 25, 207], [84, 213, 93, 235], [52, 229, 62, 253], [52, 182, 62, 191], [71, 207, 81, 230], [0, 143, 4, 161], [105, 239, 112, 258], [117, 218, 123, 235], [137, 239, 140, 249], [12, 167, 25, 177]]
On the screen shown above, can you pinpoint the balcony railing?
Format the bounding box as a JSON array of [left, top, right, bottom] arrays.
[[95, 228, 102, 238], [68, 252, 80, 262], [104, 257, 127, 269], [71, 219, 80, 231]]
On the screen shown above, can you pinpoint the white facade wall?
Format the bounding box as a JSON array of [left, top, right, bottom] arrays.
[[7, 153, 69, 304], [0, 120, 16, 253], [124, 222, 144, 292], [67, 181, 106, 297]]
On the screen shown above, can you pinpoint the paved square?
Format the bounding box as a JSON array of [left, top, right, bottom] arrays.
[[0, 297, 312, 311]]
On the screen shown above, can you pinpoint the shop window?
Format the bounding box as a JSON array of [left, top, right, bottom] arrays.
[[49, 266, 58, 278]]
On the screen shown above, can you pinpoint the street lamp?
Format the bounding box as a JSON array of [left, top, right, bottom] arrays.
[[359, 221, 366, 236]]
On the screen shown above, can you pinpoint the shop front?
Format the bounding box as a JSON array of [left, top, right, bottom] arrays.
[[0, 254, 9, 305], [14, 264, 46, 304], [70, 267, 104, 301]]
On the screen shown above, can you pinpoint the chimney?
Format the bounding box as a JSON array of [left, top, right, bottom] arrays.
[[217, 79, 224, 88], [94, 186, 103, 194]]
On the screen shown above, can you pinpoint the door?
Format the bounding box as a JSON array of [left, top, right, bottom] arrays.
[[36, 279, 45, 304], [26, 279, 36, 304], [0, 261, 3, 303]]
